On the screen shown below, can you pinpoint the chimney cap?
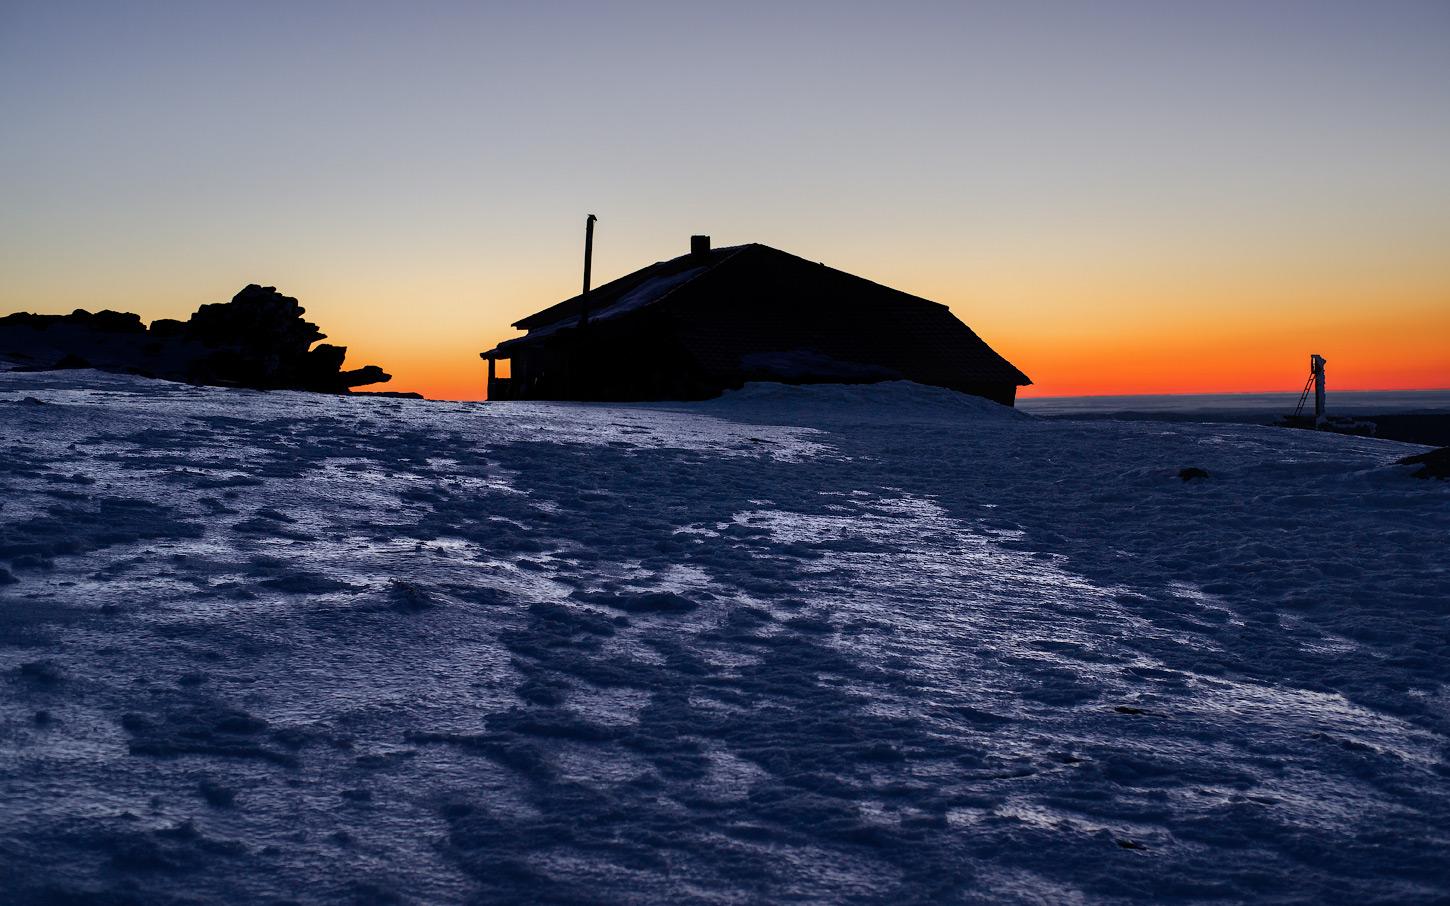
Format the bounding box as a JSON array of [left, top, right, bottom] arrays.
[[690, 235, 711, 257]]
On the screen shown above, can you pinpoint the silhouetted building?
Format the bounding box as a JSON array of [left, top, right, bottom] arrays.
[[480, 238, 1031, 405]]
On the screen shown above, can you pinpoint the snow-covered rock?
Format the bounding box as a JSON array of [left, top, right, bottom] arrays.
[[0, 285, 391, 392]]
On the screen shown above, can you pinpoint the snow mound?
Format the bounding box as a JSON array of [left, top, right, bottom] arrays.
[[691, 380, 1027, 425]]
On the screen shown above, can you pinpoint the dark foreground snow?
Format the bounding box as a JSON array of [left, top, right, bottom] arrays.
[[1, 372, 1447, 904]]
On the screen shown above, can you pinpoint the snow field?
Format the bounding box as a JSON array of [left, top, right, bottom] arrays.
[[1, 372, 1447, 904]]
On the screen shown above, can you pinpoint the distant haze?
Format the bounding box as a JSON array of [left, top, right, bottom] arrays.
[[2, 1, 1447, 399], [1019, 389, 1450, 417]]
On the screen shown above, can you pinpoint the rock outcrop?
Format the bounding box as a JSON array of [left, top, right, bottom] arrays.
[[1399, 447, 1450, 480], [0, 285, 390, 393]]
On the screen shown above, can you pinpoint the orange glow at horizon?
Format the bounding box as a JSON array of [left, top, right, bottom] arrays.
[[385, 339, 1449, 403], [997, 296, 1450, 399], [356, 268, 1449, 403], [5, 249, 1443, 404], [369, 313, 1450, 403]]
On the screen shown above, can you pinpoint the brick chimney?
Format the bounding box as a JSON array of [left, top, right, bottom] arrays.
[[690, 235, 710, 260]]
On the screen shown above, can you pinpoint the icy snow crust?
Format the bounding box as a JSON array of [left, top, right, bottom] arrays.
[[1, 372, 1448, 904]]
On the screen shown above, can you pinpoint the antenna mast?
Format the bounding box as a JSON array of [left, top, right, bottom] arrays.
[[1292, 354, 1328, 426], [1311, 354, 1327, 426]]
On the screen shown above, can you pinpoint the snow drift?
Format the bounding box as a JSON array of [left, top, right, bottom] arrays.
[[692, 379, 1028, 425]]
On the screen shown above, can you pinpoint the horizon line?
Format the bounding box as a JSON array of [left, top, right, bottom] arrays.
[[1017, 386, 1450, 401]]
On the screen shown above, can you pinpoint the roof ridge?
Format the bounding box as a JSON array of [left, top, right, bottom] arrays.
[[511, 244, 754, 331], [642, 243, 754, 310]]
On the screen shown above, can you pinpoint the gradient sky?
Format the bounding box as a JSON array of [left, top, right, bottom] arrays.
[[3, 1, 1447, 399]]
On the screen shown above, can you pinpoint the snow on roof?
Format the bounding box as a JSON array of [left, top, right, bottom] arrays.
[[493, 258, 720, 351], [604, 265, 707, 320]]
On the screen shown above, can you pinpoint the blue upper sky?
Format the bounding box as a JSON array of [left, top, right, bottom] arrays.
[[3, 1, 1447, 397]]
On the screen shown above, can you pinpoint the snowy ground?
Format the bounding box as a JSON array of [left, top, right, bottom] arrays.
[[2, 371, 1448, 904]]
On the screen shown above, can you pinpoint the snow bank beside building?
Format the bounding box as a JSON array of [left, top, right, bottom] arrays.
[[691, 379, 1027, 424]]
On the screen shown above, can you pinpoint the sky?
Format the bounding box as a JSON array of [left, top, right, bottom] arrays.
[[2, 0, 1447, 400]]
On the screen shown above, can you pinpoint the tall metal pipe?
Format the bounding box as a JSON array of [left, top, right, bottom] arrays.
[[581, 214, 597, 327]]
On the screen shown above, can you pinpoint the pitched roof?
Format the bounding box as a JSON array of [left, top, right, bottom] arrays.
[[511, 244, 751, 332], [490, 243, 1030, 387]]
